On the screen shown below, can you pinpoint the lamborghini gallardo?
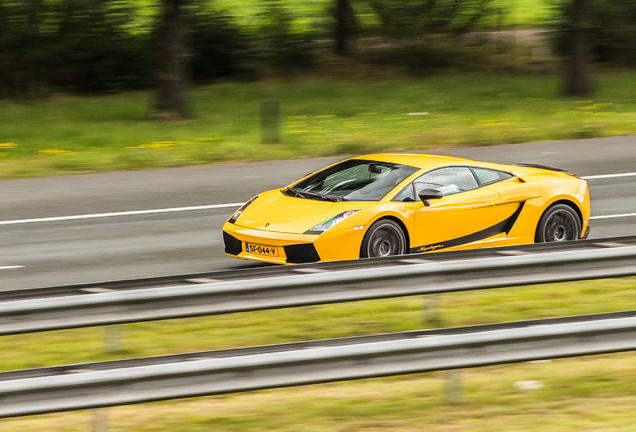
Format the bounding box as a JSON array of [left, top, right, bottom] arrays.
[[223, 154, 590, 264]]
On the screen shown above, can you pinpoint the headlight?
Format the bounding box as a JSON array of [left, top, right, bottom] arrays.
[[304, 210, 359, 234], [228, 196, 258, 224]]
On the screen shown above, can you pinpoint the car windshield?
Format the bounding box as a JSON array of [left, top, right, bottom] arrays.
[[286, 160, 419, 202]]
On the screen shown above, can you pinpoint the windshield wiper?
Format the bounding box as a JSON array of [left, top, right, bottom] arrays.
[[284, 188, 304, 198], [287, 189, 347, 202], [286, 188, 320, 200], [316, 193, 347, 202]]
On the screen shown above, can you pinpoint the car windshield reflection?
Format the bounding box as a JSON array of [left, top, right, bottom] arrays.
[[287, 159, 418, 202]]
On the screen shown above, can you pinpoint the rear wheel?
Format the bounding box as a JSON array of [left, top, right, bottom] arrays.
[[535, 204, 581, 243], [361, 219, 407, 258]]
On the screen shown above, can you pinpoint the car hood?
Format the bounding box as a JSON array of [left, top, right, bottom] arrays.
[[235, 189, 374, 234]]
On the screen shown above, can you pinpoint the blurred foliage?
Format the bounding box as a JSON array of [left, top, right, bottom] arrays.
[[364, 0, 495, 36], [2, 0, 636, 98], [255, 0, 317, 68], [187, 4, 253, 81], [0, 0, 155, 96], [553, 0, 636, 65], [0, 0, 253, 97]]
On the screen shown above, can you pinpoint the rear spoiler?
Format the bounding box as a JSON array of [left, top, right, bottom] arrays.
[[515, 163, 567, 173]]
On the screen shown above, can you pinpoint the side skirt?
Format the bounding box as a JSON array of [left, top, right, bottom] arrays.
[[410, 202, 526, 253]]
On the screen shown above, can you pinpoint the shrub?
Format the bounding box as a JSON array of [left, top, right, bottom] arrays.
[[553, 0, 636, 65]]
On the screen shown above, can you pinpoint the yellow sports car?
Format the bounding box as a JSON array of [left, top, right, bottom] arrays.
[[223, 154, 590, 264]]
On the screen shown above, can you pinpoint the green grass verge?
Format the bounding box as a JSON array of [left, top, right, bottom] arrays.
[[2, 277, 636, 430], [2, 70, 636, 180]]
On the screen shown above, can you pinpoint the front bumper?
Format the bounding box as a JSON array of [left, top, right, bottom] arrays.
[[223, 222, 365, 264], [224, 230, 320, 264]]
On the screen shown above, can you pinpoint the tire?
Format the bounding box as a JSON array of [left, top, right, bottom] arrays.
[[361, 219, 407, 258], [535, 204, 582, 243]]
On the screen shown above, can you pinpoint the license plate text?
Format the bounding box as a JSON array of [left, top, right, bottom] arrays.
[[245, 243, 279, 257]]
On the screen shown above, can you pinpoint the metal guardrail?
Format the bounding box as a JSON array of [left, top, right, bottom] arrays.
[[2, 310, 636, 418], [6, 235, 636, 303], [2, 245, 636, 335]]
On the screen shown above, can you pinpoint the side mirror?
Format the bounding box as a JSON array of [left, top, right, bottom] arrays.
[[368, 164, 384, 174], [418, 189, 443, 207]]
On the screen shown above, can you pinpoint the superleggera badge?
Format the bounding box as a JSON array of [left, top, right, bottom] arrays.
[[418, 244, 444, 252]]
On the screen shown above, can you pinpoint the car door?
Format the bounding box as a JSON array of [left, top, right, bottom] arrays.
[[471, 167, 540, 246], [406, 166, 504, 252]]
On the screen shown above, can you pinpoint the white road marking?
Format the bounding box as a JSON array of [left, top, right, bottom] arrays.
[[0, 203, 244, 226], [581, 172, 636, 219], [0, 171, 635, 227], [590, 212, 636, 220], [2, 203, 635, 224], [583, 172, 636, 180], [0, 265, 24, 270]]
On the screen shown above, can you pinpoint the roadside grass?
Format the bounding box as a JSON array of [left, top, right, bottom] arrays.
[[2, 276, 636, 430], [5, 370, 636, 432], [2, 70, 636, 180]]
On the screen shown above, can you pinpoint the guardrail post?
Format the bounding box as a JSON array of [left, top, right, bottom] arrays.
[[261, 101, 280, 144], [422, 294, 442, 328], [92, 409, 109, 432], [104, 325, 123, 353], [423, 295, 463, 404], [443, 370, 463, 405]]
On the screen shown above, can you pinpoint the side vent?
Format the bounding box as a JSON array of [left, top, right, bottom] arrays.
[[284, 244, 321, 264], [223, 232, 243, 256]]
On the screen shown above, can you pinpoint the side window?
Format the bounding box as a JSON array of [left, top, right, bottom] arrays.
[[392, 183, 416, 202], [472, 168, 514, 185], [413, 167, 478, 197]]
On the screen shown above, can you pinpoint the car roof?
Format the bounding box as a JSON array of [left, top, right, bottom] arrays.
[[348, 153, 578, 180], [351, 153, 481, 171]]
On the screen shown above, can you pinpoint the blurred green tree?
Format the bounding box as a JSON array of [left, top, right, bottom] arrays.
[[0, 0, 154, 97], [587, 0, 636, 64], [0, 0, 248, 102], [153, 0, 189, 119], [565, 0, 593, 96], [256, 0, 316, 67], [334, 0, 356, 55], [365, 0, 494, 36], [554, 0, 636, 97], [188, 5, 251, 81]]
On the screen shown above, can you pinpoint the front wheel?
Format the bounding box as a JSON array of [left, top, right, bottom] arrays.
[[361, 219, 407, 258], [535, 204, 581, 243]]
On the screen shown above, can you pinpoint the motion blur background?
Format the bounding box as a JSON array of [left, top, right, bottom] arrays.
[[2, 0, 636, 180], [3, 1, 636, 431], [2, 0, 635, 98]]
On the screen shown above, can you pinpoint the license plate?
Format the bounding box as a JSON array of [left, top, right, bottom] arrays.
[[245, 242, 279, 257]]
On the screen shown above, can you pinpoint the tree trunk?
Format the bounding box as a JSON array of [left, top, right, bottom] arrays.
[[154, 0, 189, 119], [566, 0, 592, 96], [335, 0, 348, 55]]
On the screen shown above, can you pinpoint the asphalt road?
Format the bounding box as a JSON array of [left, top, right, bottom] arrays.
[[1, 136, 635, 291]]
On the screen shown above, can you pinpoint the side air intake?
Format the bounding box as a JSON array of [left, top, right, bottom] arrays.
[[223, 232, 243, 256], [284, 244, 320, 264]]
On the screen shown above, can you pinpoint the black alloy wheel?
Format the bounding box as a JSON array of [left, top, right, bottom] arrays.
[[535, 204, 582, 243], [361, 219, 407, 258]]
